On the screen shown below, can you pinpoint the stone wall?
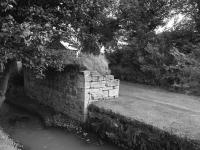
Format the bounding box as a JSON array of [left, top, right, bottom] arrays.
[[24, 69, 119, 122], [82, 71, 119, 103]]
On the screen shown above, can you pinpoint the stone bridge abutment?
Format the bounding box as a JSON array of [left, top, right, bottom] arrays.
[[24, 69, 119, 122]]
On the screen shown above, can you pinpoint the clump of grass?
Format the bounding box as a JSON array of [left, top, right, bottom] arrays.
[[0, 128, 21, 150], [77, 54, 111, 75], [61, 53, 111, 75]]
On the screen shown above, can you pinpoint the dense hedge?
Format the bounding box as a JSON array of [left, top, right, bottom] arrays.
[[106, 31, 200, 95]]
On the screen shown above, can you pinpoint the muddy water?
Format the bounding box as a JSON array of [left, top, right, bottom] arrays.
[[0, 103, 121, 150]]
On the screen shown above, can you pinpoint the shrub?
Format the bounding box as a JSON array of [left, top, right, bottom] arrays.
[[106, 31, 200, 95]]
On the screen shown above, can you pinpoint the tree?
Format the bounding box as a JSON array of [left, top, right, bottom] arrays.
[[0, 0, 118, 104], [107, 0, 172, 73], [118, 0, 170, 38], [169, 0, 200, 33]]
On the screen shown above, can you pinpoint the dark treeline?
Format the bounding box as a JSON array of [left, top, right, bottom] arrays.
[[105, 0, 200, 95]]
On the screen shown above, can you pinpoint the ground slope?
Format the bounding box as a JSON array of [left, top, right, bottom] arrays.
[[94, 81, 200, 140]]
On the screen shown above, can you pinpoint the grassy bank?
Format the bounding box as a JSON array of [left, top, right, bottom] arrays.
[[0, 128, 21, 150], [87, 104, 200, 150]]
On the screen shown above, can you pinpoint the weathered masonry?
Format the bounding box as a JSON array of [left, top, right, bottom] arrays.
[[24, 69, 119, 122]]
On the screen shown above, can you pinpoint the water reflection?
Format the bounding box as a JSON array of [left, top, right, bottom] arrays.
[[0, 103, 121, 150]]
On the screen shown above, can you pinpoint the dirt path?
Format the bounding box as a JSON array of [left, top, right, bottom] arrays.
[[94, 81, 200, 140]]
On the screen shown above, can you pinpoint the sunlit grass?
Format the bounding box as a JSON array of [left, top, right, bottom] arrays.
[[0, 129, 21, 150]]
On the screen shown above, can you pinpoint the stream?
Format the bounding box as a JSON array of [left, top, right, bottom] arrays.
[[0, 102, 121, 150]]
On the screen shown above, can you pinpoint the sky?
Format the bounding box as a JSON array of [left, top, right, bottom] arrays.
[[155, 14, 185, 34]]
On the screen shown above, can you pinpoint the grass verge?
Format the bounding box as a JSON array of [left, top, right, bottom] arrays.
[[0, 128, 22, 150], [87, 104, 200, 150]]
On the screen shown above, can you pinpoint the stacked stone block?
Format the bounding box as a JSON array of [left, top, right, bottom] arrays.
[[24, 70, 119, 122], [82, 71, 120, 103]]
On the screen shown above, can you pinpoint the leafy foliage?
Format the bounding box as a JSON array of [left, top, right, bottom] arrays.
[[104, 0, 200, 95], [0, 0, 118, 75], [107, 28, 200, 95]]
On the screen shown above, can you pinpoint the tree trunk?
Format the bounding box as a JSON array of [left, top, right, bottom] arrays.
[[0, 72, 10, 105], [0, 61, 19, 106], [195, 1, 200, 33]]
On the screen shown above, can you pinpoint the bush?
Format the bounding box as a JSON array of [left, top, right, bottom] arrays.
[[106, 31, 200, 95]]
